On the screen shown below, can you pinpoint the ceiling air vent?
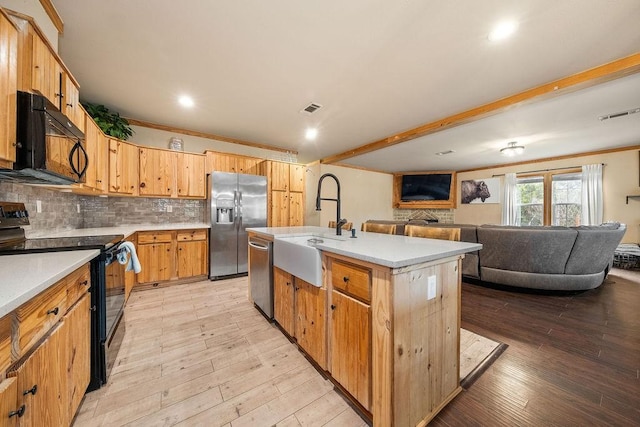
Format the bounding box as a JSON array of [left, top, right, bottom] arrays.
[[300, 103, 323, 114], [598, 107, 640, 121]]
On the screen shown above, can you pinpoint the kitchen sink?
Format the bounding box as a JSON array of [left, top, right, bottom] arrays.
[[273, 236, 324, 287]]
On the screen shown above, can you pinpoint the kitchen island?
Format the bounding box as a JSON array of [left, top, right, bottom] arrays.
[[247, 226, 481, 427]]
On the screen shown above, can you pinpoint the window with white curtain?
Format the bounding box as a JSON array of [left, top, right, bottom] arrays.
[[515, 169, 582, 226]]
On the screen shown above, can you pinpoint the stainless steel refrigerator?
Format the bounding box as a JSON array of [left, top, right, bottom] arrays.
[[208, 172, 267, 279]]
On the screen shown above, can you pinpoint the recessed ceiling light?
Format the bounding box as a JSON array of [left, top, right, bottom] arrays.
[[305, 128, 318, 140], [488, 21, 518, 42], [178, 95, 194, 108]]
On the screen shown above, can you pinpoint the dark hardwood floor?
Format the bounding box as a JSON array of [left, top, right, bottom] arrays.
[[433, 269, 640, 426]]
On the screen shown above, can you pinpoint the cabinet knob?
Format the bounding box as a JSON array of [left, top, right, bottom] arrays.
[[330, 304, 336, 310], [46, 307, 59, 316], [66, 103, 73, 107], [343, 276, 350, 283], [81, 280, 89, 286], [8, 405, 25, 418], [140, 182, 146, 188], [23, 384, 37, 396]]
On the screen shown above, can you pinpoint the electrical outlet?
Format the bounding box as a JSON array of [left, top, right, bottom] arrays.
[[166, 205, 173, 213], [77, 203, 81, 213], [36, 200, 42, 213], [427, 275, 437, 300]]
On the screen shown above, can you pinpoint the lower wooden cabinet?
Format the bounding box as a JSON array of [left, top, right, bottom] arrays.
[[274, 267, 295, 336], [0, 377, 18, 426], [136, 231, 174, 284], [136, 229, 209, 287], [295, 279, 326, 366], [9, 322, 67, 426], [273, 267, 326, 369], [330, 290, 371, 411], [177, 229, 208, 278], [65, 294, 91, 417], [4, 264, 91, 427]]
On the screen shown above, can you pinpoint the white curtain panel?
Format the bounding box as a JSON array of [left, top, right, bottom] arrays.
[[501, 173, 519, 225], [581, 164, 603, 225]]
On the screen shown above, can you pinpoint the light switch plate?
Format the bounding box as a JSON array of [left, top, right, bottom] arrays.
[[166, 205, 173, 213], [427, 275, 436, 300], [36, 200, 42, 213]]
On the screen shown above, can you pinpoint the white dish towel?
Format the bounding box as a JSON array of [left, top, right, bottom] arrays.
[[117, 241, 142, 273]]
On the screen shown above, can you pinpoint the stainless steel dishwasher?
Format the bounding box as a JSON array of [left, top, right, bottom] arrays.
[[248, 236, 273, 319]]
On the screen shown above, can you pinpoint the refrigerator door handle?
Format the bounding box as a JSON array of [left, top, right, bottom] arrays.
[[238, 190, 243, 228]]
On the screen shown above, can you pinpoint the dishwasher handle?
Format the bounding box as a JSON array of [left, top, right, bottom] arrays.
[[249, 241, 270, 251]]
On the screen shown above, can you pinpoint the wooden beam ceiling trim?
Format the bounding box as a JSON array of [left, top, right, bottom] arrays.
[[125, 118, 298, 155], [321, 53, 640, 165], [38, 0, 63, 33]]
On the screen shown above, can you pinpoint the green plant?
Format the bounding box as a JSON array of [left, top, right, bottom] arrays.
[[82, 102, 133, 140]]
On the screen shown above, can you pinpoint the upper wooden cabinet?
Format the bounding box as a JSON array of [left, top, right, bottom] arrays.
[[8, 11, 84, 130], [264, 161, 305, 227], [176, 152, 206, 198], [83, 110, 109, 192], [61, 72, 84, 132], [138, 148, 206, 198], [139, 147, 175, 197], [0, 10, 18, 168], [30, 29, 61, 107], [109, 138, 139, 195], [205, 150, 262, 175]]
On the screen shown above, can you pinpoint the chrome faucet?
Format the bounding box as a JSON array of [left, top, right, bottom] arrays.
[[315, 173, 346, 235]]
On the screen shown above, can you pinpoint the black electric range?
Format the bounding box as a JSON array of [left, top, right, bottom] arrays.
[[0, 234, 124, 254], [0, 202, 127, 391]]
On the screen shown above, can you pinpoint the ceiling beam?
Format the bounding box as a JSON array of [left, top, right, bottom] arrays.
[[320, 53, 640, 165], [125, 118, 298, 155]]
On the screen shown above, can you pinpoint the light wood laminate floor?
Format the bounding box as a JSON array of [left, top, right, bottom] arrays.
[[73, 277, 368, 427]]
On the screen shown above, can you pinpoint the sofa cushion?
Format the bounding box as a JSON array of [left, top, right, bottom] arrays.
[[477, 226, 578, 274], [564, 224, 626, 274]]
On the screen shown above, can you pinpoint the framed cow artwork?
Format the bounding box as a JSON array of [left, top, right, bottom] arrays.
[[461, 177, 501, 204]]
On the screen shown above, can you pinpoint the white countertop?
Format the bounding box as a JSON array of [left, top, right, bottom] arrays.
[[27, 223, 210, 239], [0, 250, 100, 317], [248, 226, 482, 269]]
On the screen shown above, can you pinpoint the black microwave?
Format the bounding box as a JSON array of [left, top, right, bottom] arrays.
[[0, 91, 87, 185]]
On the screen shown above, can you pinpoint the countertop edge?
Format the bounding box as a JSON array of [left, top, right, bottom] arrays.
[[0, 249, 100, 318]]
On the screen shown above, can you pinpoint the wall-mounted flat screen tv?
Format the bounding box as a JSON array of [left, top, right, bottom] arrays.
[[401, 174, 452, 201], [393, 171, 457, 209]]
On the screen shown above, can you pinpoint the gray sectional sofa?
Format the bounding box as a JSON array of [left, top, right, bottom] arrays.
[[362, 220, 626, 291]]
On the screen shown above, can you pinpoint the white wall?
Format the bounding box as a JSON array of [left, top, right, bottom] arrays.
[[130, 125, 296, 162], [306, 164, 393, 231], [455, 146, 640, 243], [0, 0, 58, 51]]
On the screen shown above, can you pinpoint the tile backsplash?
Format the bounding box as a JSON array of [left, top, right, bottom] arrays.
[[0, 181, 205, 234]]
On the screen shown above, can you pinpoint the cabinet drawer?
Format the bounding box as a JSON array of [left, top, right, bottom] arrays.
[[0, 314, 11, 373], [138, 231, 173, 244], [177, 229, 207, 241], [13, 280, 67, 357], [66, 264, 91, 308], [331, 260, 371, 303]]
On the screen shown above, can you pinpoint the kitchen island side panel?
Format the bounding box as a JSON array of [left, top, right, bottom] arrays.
[[396, 256, 462, 426]]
